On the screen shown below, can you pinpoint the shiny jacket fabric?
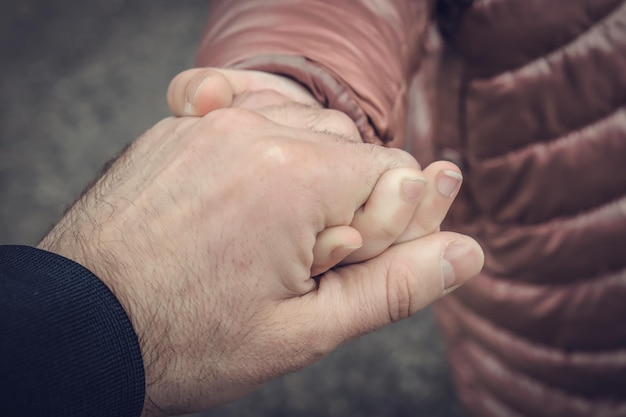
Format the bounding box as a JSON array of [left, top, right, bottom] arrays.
[[196, 1, 626, 416]]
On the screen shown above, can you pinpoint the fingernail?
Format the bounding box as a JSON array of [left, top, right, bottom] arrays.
[[332, 244, 363, 260], [185, 75, 211, 108], [441, 242, 474, 291], [437, 170, 462, 198], [183, 102, 195, 116], [400, 178, 426, 203]]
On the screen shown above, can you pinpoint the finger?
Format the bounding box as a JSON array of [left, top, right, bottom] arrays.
[[311, 226, 362, 276], [169, 71, 362, 142], [291, 232, 484, 354], [193, 108, 419, 232], [290, 140, 421, 227], [231, 89, 294, 110], [340, 167, 426, 264], [294, 138, 421, 225], [395, 161, 463, 244], [167, 68, 319, 116], [167, 68, 235, 117], [256, 104, 363, 142]]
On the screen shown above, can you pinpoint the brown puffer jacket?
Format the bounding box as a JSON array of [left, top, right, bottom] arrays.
[[196, 1, 626, 416]]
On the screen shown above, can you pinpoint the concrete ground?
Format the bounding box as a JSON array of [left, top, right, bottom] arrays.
[[0, 2, 464, 416]]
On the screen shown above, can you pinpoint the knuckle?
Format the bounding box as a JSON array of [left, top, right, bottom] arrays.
[[316, 109, 361, 140], [384, 147, 421, 169], [201, 107, 268, 132], [386, 261, 415, 322]]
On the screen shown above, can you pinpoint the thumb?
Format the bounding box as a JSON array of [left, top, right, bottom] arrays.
[[167, 68, 320, 117], [167, 68, 235, 116], [302, 232, 484, 348]]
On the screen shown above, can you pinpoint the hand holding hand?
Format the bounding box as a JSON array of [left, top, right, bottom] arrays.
[[39, 104, 483, 416], [167, 68, 466, 272]]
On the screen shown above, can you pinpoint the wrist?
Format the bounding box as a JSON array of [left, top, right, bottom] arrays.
[[38, 212, 165, 413], [231, 55, 376, 143]]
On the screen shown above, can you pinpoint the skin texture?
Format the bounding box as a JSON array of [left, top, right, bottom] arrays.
[[167, 67, 466, 270], [38, 104, 483, 416]]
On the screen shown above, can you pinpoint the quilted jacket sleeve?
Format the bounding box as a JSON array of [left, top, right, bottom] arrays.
[[195, 0, 434, 146]]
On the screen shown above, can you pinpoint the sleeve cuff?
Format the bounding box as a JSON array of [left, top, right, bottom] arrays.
[[0, 245, 145, 417], [229, 54, 383, 144]]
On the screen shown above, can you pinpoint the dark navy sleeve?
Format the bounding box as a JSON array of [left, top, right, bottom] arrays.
[[0, 245, 145, 417]]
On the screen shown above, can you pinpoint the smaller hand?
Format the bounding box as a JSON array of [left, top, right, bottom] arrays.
[[167, 68, 463, 274]]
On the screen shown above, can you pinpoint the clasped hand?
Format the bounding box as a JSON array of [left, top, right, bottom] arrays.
[[39, 70, 483, 417]]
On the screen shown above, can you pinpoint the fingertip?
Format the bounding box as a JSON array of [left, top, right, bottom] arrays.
[[311, 226, 362, 276], [190, 71, 235, 117], [329, 243, 363, 263], [307, 232, 484, 345], [400, 176, 427, 203], [436, 169, 463, 198], [441, 236, 484, 293], [166, 71, 187, 115], [167, 69, 235, 117]]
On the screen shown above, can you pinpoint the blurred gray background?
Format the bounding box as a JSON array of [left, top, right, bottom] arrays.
[[0, 2, 463, 416]]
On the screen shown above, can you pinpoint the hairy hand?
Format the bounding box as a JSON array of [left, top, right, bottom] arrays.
[[39, 103, 482, 417]]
